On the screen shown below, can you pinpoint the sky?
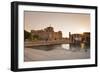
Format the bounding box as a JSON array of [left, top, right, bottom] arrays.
[[24, 11, 90, 37]]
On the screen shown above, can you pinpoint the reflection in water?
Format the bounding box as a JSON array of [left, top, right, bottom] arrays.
[[28, 43, 90, 61], [81, 43, 84, 49], [61, 44, 69, 50], [32, 43, 90, 52], [69, 43, 90, 52], [32, 45, 61, 51]]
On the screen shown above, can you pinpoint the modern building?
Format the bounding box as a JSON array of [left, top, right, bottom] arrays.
[[81, 32, 90, 44], [69, 32, 90, 44]]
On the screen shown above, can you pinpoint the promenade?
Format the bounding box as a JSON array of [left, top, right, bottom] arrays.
[[25, 40, 69, 47]]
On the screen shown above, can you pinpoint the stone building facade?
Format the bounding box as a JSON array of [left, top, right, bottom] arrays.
[[31, 26, 62, 41]]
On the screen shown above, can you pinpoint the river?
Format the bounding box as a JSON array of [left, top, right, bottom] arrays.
[[32, 43, 90, 52], [24, 43, 90, 61]]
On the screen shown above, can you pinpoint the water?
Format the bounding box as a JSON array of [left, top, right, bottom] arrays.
[[32, 44, 61, 51], [24, 43, 90, 61], [61, 43, 90, 52], [61, 44, 69, 50], [32, 43, 90, 52]]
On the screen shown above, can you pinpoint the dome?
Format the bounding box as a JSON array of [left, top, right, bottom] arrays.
[[45, 26, 54, 32]]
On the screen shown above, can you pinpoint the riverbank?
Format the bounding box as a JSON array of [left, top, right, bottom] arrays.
[[25, 40, 69, 47]]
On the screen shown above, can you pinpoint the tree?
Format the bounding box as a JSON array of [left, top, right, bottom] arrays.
[[24, 30, 31, 40], [32, 35, 40, 40]]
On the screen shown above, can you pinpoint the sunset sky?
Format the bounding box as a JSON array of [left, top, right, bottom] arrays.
[[24, 11, 90, 37]]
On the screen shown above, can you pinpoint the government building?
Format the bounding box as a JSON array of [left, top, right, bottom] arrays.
[[31, 26, 62, 41]]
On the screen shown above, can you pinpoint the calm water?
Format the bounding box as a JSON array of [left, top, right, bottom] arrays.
[[24, 43, 90, 61], [32, 43, 90, 52]]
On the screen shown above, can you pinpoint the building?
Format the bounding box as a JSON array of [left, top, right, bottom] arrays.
[[31, 26, 62, 41], [69, 32, 82, 43], [69, 32, 90, 44], [81, 32, 90, 44]]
